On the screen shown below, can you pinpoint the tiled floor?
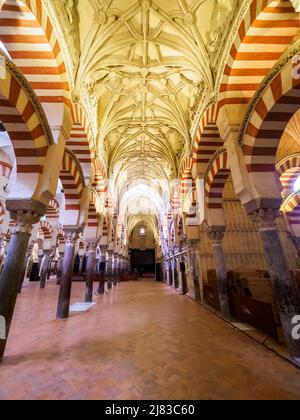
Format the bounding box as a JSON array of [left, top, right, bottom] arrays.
[[0, 279, 300, 400]]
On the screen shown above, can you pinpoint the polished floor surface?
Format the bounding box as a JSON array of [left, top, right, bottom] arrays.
[[0, 279, 299, 400]]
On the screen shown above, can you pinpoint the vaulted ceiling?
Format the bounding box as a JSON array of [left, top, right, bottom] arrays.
[[52, 0, 240, 229]]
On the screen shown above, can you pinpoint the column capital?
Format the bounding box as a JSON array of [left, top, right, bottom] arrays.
[[9, 200, 47, 234], [64, 228, 81, 245], [85, 239, 98, 251], [249, 208, 279, 230], [203, 221, 226, 244]]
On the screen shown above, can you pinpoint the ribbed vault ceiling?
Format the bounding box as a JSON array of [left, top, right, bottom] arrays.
[[73, 0, 235, 190]]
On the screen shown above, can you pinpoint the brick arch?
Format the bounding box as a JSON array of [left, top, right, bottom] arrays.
[[276, 154, 300, 193], [93, 157, 107, 195], [0, 0, 72, 138], [57, 227, 65, 244], [102, 215, 108, 237], [39, 220, 53, 240], [192, 103, 222, 174], [179, 156, 195, 206], [241, 56, 300, 174], [282, 191, 300, 213], [0, 51, 53, 174], [219, 0, 299, 109], [0, 202, 5, 232], [205, 149, 231, 210], [46, 198, 60, 221], [87, 189, 99, 228], [60, 150, 85, 212], [68, 103, 96, 180]]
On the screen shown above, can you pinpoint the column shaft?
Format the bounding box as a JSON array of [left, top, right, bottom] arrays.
[[0, 229, 31, 362], [56, 235, 77, 320], [85, 247, 96, 303]]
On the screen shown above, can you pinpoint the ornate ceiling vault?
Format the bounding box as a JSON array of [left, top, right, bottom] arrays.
[[51, 0, 240, 231]]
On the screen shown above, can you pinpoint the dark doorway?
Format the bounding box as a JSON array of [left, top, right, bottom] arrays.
[[130, 249, 155, 277]]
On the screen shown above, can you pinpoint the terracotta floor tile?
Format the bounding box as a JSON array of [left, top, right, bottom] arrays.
[[0, 279, 299, 400]]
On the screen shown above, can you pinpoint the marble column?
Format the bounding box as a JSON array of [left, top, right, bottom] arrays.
[[40, 249, 51, 289], [107, 250, 113, 289], [0, 209, 42, 363], [187, 240, 201, 303], [85, 241, 97, 303], [113, 253, 119, 286], [168, 259, 173, 286], [97, 247, 107, 294], [251, 209, 300, 363], [206, 225, 231, 319], [173, 257, 179, 289], [18, 243, 34, 294], [56, 252, 64, 285], [56, 230, 79, 320], [179, 258, 188, 295]]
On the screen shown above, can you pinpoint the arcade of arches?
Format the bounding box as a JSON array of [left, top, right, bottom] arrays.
[[1, 0, 300, 400]]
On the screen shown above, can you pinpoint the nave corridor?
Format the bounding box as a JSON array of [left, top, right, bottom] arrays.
[[0, 279, 299, 401]]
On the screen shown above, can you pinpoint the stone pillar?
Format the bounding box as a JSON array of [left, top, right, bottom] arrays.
[[168, 259, 173, 286], [187, 240, 201, 302], [40, 249, 51, 289], [173, 257, 179, 289], [18, 243, 34, 293], [107, 250, 113, 289], [78, 255, 84, 275], [0, 208, 42, 363], [84, 241, 97, 303], [179, 258, 188, 295], [113, 253, 119, 286], [97, 247, 107, 294], [206, 225, 231, 319], [57, 252, 64, 285], [250, 209, 300, 363], [56, 230, 79, 319]]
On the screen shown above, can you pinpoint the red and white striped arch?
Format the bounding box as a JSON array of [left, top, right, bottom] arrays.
[[0, 54, 52, 173], [68, 103, 95, 180], [87, 189, 99, 228], [39, 220, 53, 240], [93, 157, 107, 194], [185, 188, 197, 217], [102, 215, 108, 237], [180, 156, 195, 206], [0, 202, 5, 231], [242, 58, 300, 174], [205, 150, 231, 210], [0, 0, 71, 128], [60, 150, 85, 212], [0, 160, 12, 179], [46, 198, 59, 221], [219, 0, 299, 109], [192, 104, 222, 175], [57, 227, 65, 244], [277, 154, 300, 193]]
